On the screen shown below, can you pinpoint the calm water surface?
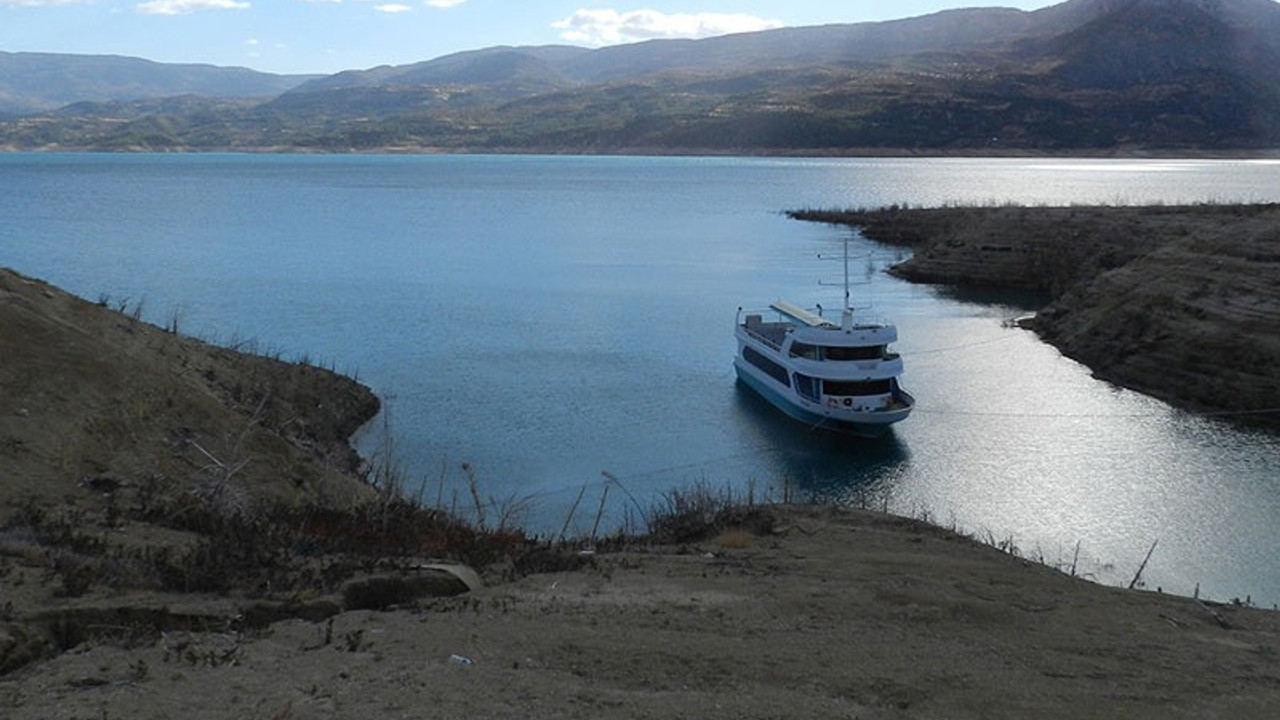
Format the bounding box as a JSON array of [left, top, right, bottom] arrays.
[[3, 154, 1279, 604]]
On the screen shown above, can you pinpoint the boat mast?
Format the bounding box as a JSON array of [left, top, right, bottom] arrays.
[[819, 235, 857, 331], [841, 236, 853, 331]]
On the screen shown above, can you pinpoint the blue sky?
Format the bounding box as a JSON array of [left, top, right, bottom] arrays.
[[2, 1, 1060, 75]]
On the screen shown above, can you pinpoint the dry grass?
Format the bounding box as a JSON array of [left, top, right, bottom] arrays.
[[716, 530, 754, 549], [1, 455, 779, 675], [643, 478, 777, 544]]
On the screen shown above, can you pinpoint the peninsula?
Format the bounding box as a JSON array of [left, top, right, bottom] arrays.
[[790, 203, 1280, 428]]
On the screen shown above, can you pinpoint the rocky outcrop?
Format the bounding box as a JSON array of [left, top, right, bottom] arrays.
[[790, 204, 1280, 426], [1035, 225, 1280, 418]]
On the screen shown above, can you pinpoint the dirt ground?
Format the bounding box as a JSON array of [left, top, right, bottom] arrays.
[[3, 505, 1279, 720]]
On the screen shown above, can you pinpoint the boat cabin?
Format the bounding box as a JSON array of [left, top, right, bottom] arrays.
[[737, 302, 907, 413]]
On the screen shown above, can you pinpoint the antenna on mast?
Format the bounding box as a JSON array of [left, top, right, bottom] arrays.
[[842, 234, 851, 312], [819, 235, 856, 331]]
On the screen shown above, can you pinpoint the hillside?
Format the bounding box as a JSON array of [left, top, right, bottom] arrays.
[[0, 267, 379, 513], [2, 0, 1280, 152]]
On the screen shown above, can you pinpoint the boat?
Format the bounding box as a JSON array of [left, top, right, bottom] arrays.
[[733, 245, 914, 436]]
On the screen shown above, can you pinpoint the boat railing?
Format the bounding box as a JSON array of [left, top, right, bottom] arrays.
[[777, 304, 895, 332], [743, 325, 783, 351], [738, 308, 787, 350]]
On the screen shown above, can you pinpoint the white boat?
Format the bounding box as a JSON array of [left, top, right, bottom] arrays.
[[733, 248, 914, 436]]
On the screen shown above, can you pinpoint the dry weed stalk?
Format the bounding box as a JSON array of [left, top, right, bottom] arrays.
[[188, 396, 268, 516]]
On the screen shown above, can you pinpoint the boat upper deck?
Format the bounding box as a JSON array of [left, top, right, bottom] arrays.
[[739, 302, 897, 351], [769, 300, 834, 328], [741, 316, 791, 350]]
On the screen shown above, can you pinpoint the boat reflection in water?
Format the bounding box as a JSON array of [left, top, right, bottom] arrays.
[[731, 381, 910, 507]]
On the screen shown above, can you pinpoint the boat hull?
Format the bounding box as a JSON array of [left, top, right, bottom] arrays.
[[734, 358, 911, 437]]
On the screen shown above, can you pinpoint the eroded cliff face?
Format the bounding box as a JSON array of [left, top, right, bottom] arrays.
[[1033, 224, 1280, 419], [0, 267, 381, 514], [790, 204, 1280, 425]]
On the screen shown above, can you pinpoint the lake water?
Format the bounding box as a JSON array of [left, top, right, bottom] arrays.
[[3, 153, 1280, 605]]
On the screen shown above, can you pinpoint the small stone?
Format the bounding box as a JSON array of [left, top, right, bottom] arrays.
[[80, 474, 126, 493]]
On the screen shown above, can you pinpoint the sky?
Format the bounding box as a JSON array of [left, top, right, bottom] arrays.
[[2, 1, 1061, 76]]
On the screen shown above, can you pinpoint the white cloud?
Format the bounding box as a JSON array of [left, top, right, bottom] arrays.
[[553, 9, 783, 46], [136, 0, 249, 15], [295, 0, 429, 5]]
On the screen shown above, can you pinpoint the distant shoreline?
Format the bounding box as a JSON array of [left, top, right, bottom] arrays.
[[4, 146, 1280, 160]]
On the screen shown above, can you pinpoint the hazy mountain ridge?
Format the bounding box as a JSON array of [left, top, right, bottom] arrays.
[[293, 7, 1046, 93], [0, 52, 318, 118], [2, 0, 1279, 152]]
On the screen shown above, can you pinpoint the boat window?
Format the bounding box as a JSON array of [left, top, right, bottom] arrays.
[[743, 347, 791, 387], [788, 342, 819, 360], [823, 379, 892, 396], [824, 345, 884, 361], [793, 374, 820, 401]]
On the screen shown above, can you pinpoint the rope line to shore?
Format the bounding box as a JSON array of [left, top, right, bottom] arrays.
[[449, 444, 789, 504], [419, 411, 1280, 526], [434, 442, 794, 528], [433, 401, 1280, 516], [905, 333, 1022, 357], [594, 444, 787, 486], [913, 406, 1280, 420]]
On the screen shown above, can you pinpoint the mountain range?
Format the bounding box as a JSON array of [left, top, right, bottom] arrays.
[[3, 0, 1279, 153]]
